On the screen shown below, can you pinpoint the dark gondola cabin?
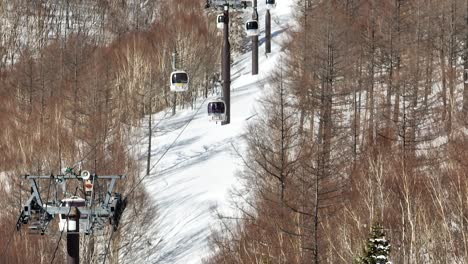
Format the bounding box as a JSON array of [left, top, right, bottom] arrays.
[[266, 0, 276, 9], [245, 19, 259, 36], [170, 71, 189, 92], [217, 14, 225, 29], [208, 99, 226, 122]]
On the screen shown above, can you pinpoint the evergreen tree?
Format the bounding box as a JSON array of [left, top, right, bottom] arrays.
[[356, 222, 391, 264]]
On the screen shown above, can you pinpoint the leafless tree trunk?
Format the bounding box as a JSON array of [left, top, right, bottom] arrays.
[[464, 0, 468, 126], [392, 0, 402, 144]]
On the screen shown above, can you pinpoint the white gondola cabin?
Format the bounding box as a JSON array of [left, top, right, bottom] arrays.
[[266, 0, 276, 9], [217, 14, 225, 29], [170, 71, 189, 92], [208, 99, 226, 122], [245, 20, 259, 36], [58, 196, 86, 232]]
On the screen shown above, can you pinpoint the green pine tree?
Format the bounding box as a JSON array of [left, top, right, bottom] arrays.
[[355, 222, 391, 264]]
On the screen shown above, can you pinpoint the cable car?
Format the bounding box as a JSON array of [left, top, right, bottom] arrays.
[[217, 14, 225, 29], [266, 0, 276, 9], [170, 70, 189, 92], [208, 99, 226, 122], [58, 196, 86, 232], [245, 20, 259, 36]]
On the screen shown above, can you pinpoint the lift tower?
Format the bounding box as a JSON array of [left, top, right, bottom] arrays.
[[221, 3, 231, 125], [265, 0, 274, 53], [252, 0, 259, 75], [206, 0, 233, 125], [16, 168, 126, 264]]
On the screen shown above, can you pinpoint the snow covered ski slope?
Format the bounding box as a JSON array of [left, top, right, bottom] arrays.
[[134, 1, 294, 263]]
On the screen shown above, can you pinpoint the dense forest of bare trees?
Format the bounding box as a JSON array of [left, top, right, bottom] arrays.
[[0, 0, 222, 263], [1, 0, 468, 263], [206, 0, 468, 263]]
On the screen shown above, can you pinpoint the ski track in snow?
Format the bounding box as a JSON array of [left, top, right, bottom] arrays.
[[132, 2, 295, 263]]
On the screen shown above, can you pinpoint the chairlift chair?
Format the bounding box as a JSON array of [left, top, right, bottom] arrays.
[[207, 99, 227, 122], [217, 14, 225, 29], [170, 70, 189, 92], [245, 19, 259, 36]]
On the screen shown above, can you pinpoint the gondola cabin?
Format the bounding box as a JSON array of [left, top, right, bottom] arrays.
[[217, 14, 225, 29], [170, 71, 189, 92], [208, 99, 227, 122], [266, 0, 276, 9], [58, 196, 86, 232], [245, 20, 259, 36]]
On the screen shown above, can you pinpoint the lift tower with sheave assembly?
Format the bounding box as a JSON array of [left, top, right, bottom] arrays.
[[16, 168, 126, 264]]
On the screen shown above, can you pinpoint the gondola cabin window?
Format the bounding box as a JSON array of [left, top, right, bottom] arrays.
[[208, 100, 227, 122], [245, 20, 259, 36]]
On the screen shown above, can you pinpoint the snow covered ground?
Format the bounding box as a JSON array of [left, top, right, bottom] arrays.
[[133, 1, 295, 263]]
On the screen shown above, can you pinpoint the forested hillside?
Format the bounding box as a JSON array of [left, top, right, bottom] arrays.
[[0, 0, 225, 263], [206, 0, 468, 263], [1, 0, 468, 263]]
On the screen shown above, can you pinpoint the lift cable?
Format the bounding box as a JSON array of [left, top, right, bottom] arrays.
[[72, 87, 168, 171], [47, 102, 178, 262], [124, 97, 208, 203], [49, 186, 79, 264], [73, 108, 171, 173], [42, 177, 53, 233], [101, 226, 115, 264], [12, 81, 203, 264], [92, 107, 172, 184], [97, 97, 207, 262]]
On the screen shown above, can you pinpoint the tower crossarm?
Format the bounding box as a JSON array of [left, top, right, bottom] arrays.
[[17, 173, 126, 235]]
